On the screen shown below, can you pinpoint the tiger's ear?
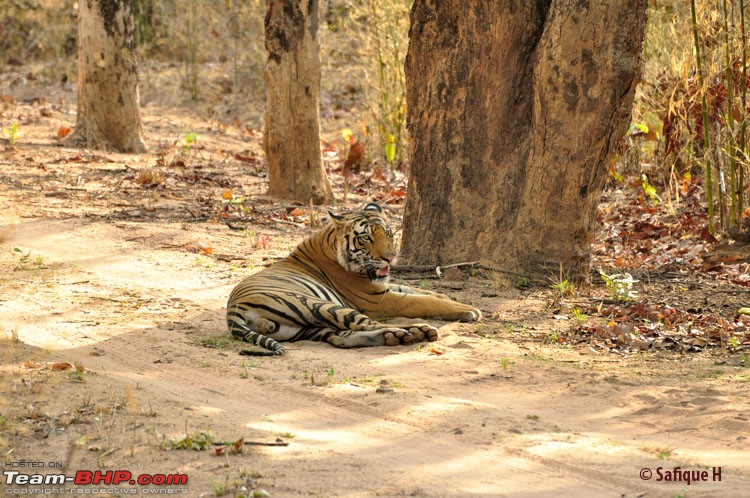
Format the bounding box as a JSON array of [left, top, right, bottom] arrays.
[[363, 203, 382, 213], [328, 211, 345, 225]]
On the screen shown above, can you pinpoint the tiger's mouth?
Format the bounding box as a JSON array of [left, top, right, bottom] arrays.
[[367, 264, 390, 281], [376, 264, 390, 278]]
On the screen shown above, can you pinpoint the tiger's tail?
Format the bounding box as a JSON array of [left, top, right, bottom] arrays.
[[227, 309, 285, 356]]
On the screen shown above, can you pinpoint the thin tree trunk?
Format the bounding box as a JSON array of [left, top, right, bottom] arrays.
[[401, 0, 647, 282], [264, 0, 333, 205], [69, 0, 146, 153]]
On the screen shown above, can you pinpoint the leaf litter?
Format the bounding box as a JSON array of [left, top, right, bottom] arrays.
[[560, 173, 750, 357]]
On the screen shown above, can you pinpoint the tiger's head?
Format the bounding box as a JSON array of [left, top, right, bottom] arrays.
[[329, 203, 396, 282]]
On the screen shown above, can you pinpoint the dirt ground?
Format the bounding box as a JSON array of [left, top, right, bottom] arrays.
[[2, 75, 750, 498]]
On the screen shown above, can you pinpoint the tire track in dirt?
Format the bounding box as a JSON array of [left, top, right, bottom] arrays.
[[272, 384, 658, 496]]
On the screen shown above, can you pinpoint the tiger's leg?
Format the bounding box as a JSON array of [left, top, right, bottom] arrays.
[[232, 296, 438, 349], [369, 291, 482, 322], [323, 325, 438, 348], [388, 283, 451, 300], [262, 321, 438, 348], [301, 302, 439, 346], [235, 321, 424, 350]]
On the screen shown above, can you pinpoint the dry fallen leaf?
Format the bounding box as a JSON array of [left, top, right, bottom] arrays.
[[343, 141, 365, 173], [135, 169, 164, 186], [185, 242, 213, 255], [57, 126, 72, 138]]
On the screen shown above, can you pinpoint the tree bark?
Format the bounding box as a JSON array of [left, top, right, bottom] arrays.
[[264, 0, 333, 205], [69, 0, 147, 153], [400, 0, 647, 282]]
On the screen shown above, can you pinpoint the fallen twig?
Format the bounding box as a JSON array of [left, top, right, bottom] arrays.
[[212, 440, 289, 447], [391, 261, 521, 277]]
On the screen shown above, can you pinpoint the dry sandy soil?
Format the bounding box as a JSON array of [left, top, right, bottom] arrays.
[[1, 78, 750, 498]]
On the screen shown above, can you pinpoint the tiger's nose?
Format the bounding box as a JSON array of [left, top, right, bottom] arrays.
[[382, 256, 393, 263]]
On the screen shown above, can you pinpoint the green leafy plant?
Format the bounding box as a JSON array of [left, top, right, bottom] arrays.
[[182, 132, 199, 154], [657, 448, 672, 460], [3, 122, 20, 146], [163, 430, 214, 451], [201, 335, 233, 349], [729, 336, 739, 349], [68, 367, 86, 382], [641, 174, 662, 204], [599, 271, 639, 302], [549, 275, 577, 298], [515, 276, 530, 289], [13, 247, 30, 264], [12, 248, 48, 270], [500, 358, 515, 370], [274, 431, 296, 439], [571, 307, 588, 325], [213, 480, 228, 497]]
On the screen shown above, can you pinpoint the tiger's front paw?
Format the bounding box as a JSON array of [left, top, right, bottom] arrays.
[[382, 328, 415, 346], [406, 324, 439, 342], [381, 324, 439, 346]]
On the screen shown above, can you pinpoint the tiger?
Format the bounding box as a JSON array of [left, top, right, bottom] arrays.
[[226, 203, 481, 356]]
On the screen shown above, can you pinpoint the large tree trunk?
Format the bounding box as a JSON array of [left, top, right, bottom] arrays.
[[264, 0, 333, 205], [400, 0, 647, 282], [69, 0, 146, 153]]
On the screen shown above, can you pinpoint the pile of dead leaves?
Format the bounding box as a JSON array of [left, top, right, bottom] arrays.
[[558, 299, 750, 356], [563, 175, 750, 358], [593, 178, 711, 271]]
